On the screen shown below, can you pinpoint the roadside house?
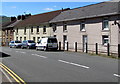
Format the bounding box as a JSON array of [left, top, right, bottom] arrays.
[[14, 8, 70, 43], [50, 1, 120, 56], [2, 18, 21, 46]]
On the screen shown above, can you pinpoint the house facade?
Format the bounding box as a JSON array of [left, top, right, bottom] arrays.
[[14, 9, 70, 42], [50, 2, 120, 55], [2, 17, 22, 46]]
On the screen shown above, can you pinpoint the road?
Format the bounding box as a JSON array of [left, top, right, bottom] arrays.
[[0, 47, 119, 83]]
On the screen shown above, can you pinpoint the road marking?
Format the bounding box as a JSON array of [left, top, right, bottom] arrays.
[[0, 68, 13, 84], [58, 60, 90, 69], [0, 63, 26, 84], [16, 51, 26, 54], [31, 54, 47, 58], [20, 52, 26, 54], [114, 74, 120, 77], [0, 64, 21, 84]]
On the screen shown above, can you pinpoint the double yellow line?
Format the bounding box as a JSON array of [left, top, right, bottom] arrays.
[[0, 62, 26, 84]]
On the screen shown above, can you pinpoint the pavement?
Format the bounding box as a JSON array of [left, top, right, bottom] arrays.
[[0, 47, 120, 83]]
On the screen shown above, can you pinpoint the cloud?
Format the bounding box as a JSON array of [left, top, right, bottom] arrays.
[[11, 6, 17, 9], [44, 8, 54, 11], [53, 6, 57, 7]]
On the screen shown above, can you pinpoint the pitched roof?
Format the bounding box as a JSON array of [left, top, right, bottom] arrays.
[[2, 20, 21, 29], [15, 8, 70, 27], [50, 2, 119, 23]]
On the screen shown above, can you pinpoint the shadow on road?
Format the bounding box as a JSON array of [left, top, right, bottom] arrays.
[[0, 52, 11, 58]]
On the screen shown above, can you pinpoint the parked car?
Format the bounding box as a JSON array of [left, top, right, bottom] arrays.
[[21, 40, 36, 49], [36, 37, 58, 51], [9, 40, 22, 48]]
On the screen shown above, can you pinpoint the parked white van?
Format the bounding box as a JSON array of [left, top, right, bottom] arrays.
[[36, 37, 58, 51]]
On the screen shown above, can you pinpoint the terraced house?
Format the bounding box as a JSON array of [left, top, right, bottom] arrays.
[[50, 1, 120, 56], [14, 9, 70, 43]]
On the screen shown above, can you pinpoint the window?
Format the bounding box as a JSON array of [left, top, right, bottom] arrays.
[[54, 35, 56, 37], [102, 36, 109, 46], [24, 37, 26, 40], [37, 37, 40, 41], [103, 19, 109, 30], [63, 23, 67, 32], [16, 28, 18, 34], [31, 27, 33, 33], [53, 24, 57, 32], [33, 37, 35, 42], [16, 37, 18, 40], [24, 27, 26, 34], [36, 26, 39, 33], [80, 23, 85, 31], [20, 37, 22, 41], [43, 26, 46, 33]]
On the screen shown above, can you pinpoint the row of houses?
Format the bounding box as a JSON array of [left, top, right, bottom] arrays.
[[1, 1, 120, 56]]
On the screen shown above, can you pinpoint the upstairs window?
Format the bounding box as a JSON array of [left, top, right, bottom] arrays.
[[63, 23, 67, 32], [43, 26, 46, 33], [53, 24, 57, 32], [80, 23, 85, 31], [16, 28, 18, 34], [36, 26, 39, 33], [103, 18, 109, 30], [31, 27, 33, 33], [24, 27, 26, 34]]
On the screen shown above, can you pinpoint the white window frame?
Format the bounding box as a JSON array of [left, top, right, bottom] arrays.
[[102, 36, 109, 46], [103, 20, 109, 30], [80, 23, 85, 31]]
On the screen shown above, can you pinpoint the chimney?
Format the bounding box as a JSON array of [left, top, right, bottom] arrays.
[[25, 13, 31, 19], [17, 15, 22, 20], [11, 17, 16, 21], [21, 15, 25, 20]]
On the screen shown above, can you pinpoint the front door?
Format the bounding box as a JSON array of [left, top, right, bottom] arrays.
[[63, 35, 67, 49], [83, 35, 87, 52]]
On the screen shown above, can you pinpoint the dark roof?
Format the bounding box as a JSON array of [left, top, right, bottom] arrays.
[[50, 2, 119, 23], [2, 20, 21, 29], [15, 8, 70, 27]]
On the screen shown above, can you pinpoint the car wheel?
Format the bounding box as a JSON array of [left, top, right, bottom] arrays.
[[10, 46, 12, 48], [21, 46, 24, 49], [36, 47, 38, 51], [14, 45, 16, 48], [27, 46, 30, 49]]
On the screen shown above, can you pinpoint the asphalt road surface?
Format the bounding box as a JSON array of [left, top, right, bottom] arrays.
[[0, 47, 119, 83]]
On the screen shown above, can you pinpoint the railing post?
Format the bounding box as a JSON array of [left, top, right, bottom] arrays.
[[67, 42, 68, 51], [107, 43, 110, 56], [118, 44, 120, 58], [96, 43, 98, 55], [86, 43, 88, 53], [75, 42, 77, 52], [59, 42, 61, 51]]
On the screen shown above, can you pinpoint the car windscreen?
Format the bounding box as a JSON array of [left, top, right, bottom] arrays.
[[48, 38, 57, 43], [28, 40, 35, 43], [15, 41, 21, 43]]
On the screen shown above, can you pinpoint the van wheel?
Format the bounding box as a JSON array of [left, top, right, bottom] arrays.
[[44, 47, 47, 51]]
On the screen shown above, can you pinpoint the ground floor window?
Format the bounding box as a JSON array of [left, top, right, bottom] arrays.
[[20, 37, 22, 41], [102, 35, 109, 46], [33, 37, 35, 42], [37, 37, 40, 41], [24, 37, 26, 40], [54, 35, 56, 37], [16, 37, 18, 40]]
